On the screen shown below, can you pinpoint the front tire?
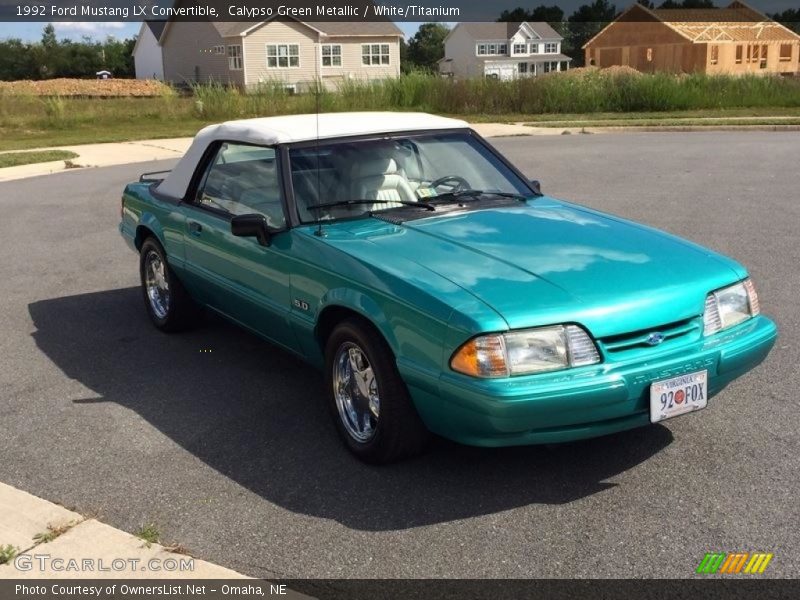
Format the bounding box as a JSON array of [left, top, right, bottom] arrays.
[[324, 318, 430, 464], [139, 237, 197, 332]]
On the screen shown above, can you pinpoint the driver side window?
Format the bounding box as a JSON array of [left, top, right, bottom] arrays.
[[195, 143, 286, 229]]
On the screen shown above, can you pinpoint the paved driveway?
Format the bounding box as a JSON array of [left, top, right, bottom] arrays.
[[0, 132, 797, 578]]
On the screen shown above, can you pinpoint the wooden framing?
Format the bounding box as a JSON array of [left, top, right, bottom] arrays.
[[584, 2, 800, 75]]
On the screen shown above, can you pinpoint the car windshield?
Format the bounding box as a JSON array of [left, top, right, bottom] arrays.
[[289, 132, 531, 223]]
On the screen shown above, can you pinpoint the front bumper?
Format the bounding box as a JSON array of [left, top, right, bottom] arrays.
[[403, 315, 777, 447]]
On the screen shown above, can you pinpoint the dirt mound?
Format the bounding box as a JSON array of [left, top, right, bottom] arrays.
[[0, 78, 172, 97], [601, 65, 643, 77], [556, 65, 643, 78]]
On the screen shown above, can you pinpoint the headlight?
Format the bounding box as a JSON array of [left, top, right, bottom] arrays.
[[450, 324, 600, 378], [703, 278, 760, 336]]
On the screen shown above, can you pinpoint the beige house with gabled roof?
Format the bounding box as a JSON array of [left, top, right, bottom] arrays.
[[159, 19, 403, 90], [584, 1, 800, 75]]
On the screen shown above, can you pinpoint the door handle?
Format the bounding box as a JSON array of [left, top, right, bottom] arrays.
[[188, 221, 203, 236]]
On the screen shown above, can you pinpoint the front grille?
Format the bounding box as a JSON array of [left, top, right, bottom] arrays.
[[599, 317, 701, 355]]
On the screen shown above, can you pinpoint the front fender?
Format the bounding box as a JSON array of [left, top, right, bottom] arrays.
[[290, 288, 401, 369], [319, 287, 400, 352]]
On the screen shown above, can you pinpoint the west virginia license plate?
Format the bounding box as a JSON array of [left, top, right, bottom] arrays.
[[649, 370, 708, 423]]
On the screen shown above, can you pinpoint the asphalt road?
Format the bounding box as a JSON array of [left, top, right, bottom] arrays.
[[0, 132, 797, 580]]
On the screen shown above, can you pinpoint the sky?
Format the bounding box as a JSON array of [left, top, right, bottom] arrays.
[[0, 20, 424, 42], [0, 0, 795, 43]]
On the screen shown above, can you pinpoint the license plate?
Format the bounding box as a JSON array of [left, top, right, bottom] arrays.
[[649, 370, 708, 423]]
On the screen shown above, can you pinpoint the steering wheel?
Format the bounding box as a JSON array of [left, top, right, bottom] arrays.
[[420, 175, 471, 194]]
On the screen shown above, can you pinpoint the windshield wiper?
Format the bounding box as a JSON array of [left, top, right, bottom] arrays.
[[431, 189, 529, 202], [307, 199, 435, 212]]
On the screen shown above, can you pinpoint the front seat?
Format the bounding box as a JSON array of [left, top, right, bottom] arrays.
[[351, 158, 417, 209]]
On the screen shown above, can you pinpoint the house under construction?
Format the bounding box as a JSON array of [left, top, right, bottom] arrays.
[[583, 1, 800, 75]]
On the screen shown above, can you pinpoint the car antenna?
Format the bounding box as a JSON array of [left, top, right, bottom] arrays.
[[313, 44, 325, 238]]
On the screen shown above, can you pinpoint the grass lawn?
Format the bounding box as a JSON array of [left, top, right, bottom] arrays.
[[2, 107, 799, 152], [0, 121, 208, 151], [0, 149, 79, 168], [0, 95, 211, 151], [0, 73, 798, 151]]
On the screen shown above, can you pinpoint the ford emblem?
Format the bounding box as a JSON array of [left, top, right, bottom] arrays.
[[646, 332, 666, 346]]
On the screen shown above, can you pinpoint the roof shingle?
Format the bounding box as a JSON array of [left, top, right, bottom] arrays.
[[212, 19, 402, 39], [453, 22, 563, 41]]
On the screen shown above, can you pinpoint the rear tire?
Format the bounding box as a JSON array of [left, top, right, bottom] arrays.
[[324, 318, 430, 464], [139, 237, 198, 332]]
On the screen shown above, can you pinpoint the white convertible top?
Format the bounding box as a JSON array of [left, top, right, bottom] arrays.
[[156, 112, 469, 199]]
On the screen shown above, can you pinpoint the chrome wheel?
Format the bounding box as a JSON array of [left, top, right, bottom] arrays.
[[144, 250, 170, 320], [333, 342, 380, 442]]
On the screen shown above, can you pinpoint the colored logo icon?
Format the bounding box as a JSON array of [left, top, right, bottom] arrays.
[[696, 552, 773, 574]]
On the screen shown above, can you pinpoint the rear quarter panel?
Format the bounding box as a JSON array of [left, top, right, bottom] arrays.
[[121, 182, 187, 270]]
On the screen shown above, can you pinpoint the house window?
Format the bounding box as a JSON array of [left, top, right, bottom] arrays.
[[514, 43, 527, 54], [227, 45, 242, 70], [760, 44, 768, 68], [213, 45, 224, 55], [710, 45, 718, 65], [321, 44, 342, 67], [488, 43, 497, 55], [544, 42, 558, 53], [779, 44, 792, 62], [267, 44, 299, 68], [749, 44, 759, 63], [735, 45, 743, 64], [646, 48, 653, 62], [518, 62, 528, 74], [498, 44, 508, 54], [543, 62, 552, 73], [530, 43, 539, 54], [477, 44, 487, 56], [362, 44, 390, 66]]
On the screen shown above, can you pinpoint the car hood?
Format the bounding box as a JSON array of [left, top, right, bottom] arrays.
[[323, 198, 746, 338]]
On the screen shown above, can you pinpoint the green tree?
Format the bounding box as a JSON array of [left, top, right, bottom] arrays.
[[41, 23, 57, 48], [498, 6, 568, 43], [405, 23, 450, 72], [36, 23, 61, 78], [102, 37, 136, 77], [498, 5, 565, 26], [658, 0, 716, 7], [0, 24, 137, 80], [0, 39, 36, 80], [771, 8, 800, 34], [567, 0, 618, 66]]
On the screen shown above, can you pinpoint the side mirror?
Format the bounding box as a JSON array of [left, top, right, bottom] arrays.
[[529, 180, 542, 196], [231, 213, 272, 247]]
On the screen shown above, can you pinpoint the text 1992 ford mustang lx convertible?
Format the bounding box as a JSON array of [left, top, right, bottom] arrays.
[[120, 112, 777, 463]]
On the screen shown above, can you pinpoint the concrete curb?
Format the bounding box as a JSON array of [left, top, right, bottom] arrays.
[[0, 482, 245, 579], [0, 139, 191, 183]]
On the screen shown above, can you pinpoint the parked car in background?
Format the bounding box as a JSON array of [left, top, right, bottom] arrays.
[[119, 112, 777, 463]]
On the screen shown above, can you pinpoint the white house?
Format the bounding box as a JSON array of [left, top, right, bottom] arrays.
[[133, 21, 166, 80], [439, 22, 571, 80]]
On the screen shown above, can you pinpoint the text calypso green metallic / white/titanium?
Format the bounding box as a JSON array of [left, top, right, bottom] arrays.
[[119, 112, 777, 463]]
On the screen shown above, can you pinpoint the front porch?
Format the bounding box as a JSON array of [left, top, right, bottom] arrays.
[[483, 56, 573, 80]]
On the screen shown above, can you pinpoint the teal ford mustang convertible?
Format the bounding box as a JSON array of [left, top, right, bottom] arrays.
[[120, 112, 777, 463]]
